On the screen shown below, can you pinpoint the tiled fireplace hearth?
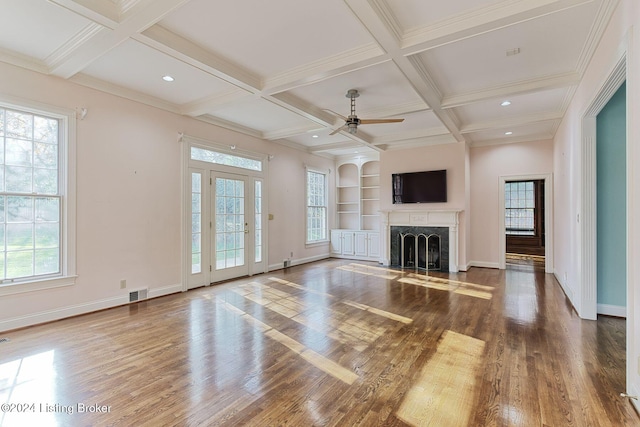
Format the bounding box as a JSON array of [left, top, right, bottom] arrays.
[[381, 210, 461, 273]]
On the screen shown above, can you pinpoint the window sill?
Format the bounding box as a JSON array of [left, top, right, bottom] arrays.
[[306, 240, 329, 248], [0, 275, 78, 297]]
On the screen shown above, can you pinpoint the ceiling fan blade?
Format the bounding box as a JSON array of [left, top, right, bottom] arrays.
[[329, 125, 346, 135], [323, 109, 348, 121], [359, 118, 405, 124]]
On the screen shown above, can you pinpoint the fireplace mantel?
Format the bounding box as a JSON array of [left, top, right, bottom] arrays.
[[380, 209, 461, 272]]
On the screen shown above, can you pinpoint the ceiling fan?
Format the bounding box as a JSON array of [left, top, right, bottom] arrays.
[[326, 89, 404, 135]]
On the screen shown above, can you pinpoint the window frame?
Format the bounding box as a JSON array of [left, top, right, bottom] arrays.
[[0, 96, 76, 296], [305, 167, 328, 245], [505, 180, 536, 236]]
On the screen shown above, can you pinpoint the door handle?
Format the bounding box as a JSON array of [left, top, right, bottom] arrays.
[[244, 222, 249, 234]]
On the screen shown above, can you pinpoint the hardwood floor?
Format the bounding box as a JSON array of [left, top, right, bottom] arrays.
[[0, 259, 637, 426]]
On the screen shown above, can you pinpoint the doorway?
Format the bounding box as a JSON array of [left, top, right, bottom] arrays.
[[212, 172, 250, 282], [498, 173, 553, 273], [182, 136, 268, 290], [505, 179, 545, 270]]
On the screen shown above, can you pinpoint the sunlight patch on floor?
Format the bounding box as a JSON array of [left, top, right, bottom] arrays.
[[399, 275, 494, 300], [217, 297, 358, 385], [336, 263, 399, 279], [396, 330, 485, 427], [232, 281, 411, 352]]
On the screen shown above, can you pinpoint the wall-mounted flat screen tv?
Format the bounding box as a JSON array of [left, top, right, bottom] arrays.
[[392, 169, 447, 204]]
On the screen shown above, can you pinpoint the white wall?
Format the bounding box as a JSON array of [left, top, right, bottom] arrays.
[[469, 140, 554, 267], [554, 0, 639, 406], [0, 61, 333, 331]]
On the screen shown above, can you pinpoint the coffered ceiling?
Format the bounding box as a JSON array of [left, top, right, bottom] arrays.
[[0, 0, 618, 157]]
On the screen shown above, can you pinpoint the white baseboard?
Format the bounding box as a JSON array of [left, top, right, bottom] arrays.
[[268, 253, 331, 272], [467, 261, 500, 269], [597, 303, 626, 317], [0, 283, 182, 333]]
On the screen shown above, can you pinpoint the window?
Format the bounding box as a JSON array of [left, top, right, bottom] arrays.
[[191, 172, 202, 274], [505, 181, 535, 235], [306, 170, 327, 243], [255, 180, 262, 263], [0, 103, 74, 288], [191, 146, 262, 171]]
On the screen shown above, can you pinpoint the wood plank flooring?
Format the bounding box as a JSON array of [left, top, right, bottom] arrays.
[[0, 259, 637, 426]]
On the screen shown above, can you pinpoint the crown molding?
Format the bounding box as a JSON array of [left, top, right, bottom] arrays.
[[469, 134, 555, 148], [45, 23, 105, 72], [196, 114, 263, 139], [381, 134, 458, 151], [441, 72, 580, 108], [69, 72, 181, 113], [370, 127, 450, 145], [575, 0, 619, 75], [179, 90, 251, 117], [263, 124, 329, 141], [308, 140, 363, 153], [47, 0, 120, 27], [0, 49, 49, 75], [460, 111, 564, 134], [401, 0, 594, 55]]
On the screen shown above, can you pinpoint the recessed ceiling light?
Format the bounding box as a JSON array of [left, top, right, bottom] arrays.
[[505, 131, 513, 135], [501, 101, 511, 106], [162, 75, 174, 82], [312, 135, 319, 138]]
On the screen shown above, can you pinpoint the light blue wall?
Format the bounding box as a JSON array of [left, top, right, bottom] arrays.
[[596, 82, 626, 307]]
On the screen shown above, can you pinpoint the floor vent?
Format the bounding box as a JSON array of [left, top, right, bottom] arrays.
[[0, 338, 9, 344], [129, 289, 148, 303]]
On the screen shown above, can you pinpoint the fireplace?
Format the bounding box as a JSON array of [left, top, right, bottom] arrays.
[[391, 226, 448, 271], [381, 210, 461, 273]]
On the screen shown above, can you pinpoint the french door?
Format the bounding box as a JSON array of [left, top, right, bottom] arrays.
[[212, 172, 250, 282]]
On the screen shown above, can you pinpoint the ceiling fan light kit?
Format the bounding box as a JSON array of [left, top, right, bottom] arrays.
[[329, 89, 405, 135]]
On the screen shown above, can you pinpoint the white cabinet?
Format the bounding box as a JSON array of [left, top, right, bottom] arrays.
[[354, 232, 368, 257], [331, 230, 355, 256], [367, 232, 380, 258], [331, 230, 379, 261]]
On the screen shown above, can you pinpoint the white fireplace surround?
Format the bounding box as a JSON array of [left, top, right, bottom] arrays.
[[381, 210, 461, 272]]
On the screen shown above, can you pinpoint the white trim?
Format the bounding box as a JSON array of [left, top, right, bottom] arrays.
[[498, 173, 554, 274], [0, 284, 181, 333], [181, 133, 269, 288], [597, 304, 626, 318], [0, 95, 77, 292], [579, 54, 627, 321], [305, 166, 330, 245], [468, 261, 500, 269], [268, 253, 330, 272]]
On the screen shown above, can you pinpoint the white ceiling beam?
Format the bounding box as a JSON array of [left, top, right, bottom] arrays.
[[441, 72, 581, 109], [46, 0, 120, 27], [308, 141, 363, 153], [179, 90, 251, 117], [48, 0, 192, 79], [345, 0, 465, 143], [262, 44, 387, 95], [460, 111, 564, 134], [398, 0, 596, 55], [137, 25, 262, 91]]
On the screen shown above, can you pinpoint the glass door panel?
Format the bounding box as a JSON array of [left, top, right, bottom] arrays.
[[212, 174, 249, 280]]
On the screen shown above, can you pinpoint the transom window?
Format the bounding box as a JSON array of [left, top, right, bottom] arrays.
[[1, 107, 61, 282], [191, 146, 262, 171], [306, 170, 327, 243]]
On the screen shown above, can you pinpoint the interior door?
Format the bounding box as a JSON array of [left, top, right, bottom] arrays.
[[212, 172, 250, 281]]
